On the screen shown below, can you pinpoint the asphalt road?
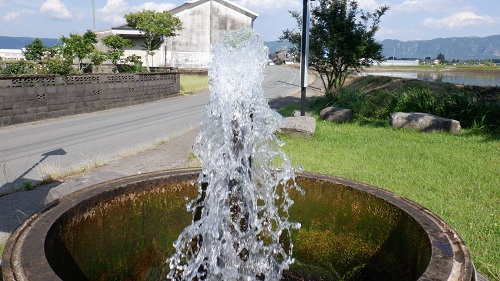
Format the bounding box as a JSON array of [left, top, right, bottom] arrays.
[[0, 65, 301, 193]]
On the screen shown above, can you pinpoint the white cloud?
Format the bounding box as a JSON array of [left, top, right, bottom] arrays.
[[3, 9, 35, 21], [422, 11, 496, 29], [396, 0, 454, 12], [99, 0, 129, 25], [233, 0, 301, 14], [131, 2, 176, 12], [40, 0, 71, 20], [376, 26, 425, 41], [99, 0, 177, 26], [4, 11, 22, 21], [357, 0, 385, 11]]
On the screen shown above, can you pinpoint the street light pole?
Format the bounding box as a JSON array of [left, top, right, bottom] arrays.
[[92, 0, 96, 31], [300, 0, 311, 116]]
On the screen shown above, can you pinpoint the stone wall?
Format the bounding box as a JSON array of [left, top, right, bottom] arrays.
[[0, 71, 180, 127]]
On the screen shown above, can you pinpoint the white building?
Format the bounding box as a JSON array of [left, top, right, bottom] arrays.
[[106, 0, 258, 69], [378, 59, 419, 66], [0, 49, 25, 61]]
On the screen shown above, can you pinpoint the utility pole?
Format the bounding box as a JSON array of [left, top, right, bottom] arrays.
[[299, 0, 312, 116], [92, 0, 96, 31]]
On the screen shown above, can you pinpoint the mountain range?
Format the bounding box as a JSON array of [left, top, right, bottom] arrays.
[[1, 34, 498, 60], [266, 35, 500, 60], [0, 36, 59, 49], [380, 35, 500, 60]]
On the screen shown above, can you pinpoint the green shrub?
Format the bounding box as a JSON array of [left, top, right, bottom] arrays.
[[0, 60, 38, 75], [117, 55, 144, 73]]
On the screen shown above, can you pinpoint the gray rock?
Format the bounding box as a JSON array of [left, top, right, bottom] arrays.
[[320, 107, 352, 123], [390, 112, 461, 133], [280, 116, 316, 137]]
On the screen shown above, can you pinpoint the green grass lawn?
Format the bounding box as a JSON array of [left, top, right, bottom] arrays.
[[279, 118, 499, 280], [180, 74, 208, 95]]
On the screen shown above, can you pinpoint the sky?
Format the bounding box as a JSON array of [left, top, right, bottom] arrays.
[[0, 0, 499, 42]]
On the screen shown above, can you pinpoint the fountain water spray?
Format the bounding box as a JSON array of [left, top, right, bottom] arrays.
[[167, 28, 301, 280]]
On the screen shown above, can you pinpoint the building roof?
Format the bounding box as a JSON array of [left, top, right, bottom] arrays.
[[111, 25, 142, 36], [0, 49, 25, 54], [168, 0, 258, 20]]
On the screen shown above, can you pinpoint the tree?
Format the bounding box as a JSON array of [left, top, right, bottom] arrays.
[[281, 0, 389, 96], [60, 30, 98, 71], [102, 34, 133, 72], [436, 53, 445, 61], [124, 10, 182, 72], [24, 38, 46, 61], [141, 36, 163, 70]]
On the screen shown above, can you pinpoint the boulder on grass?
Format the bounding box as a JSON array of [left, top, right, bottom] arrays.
[[320, 107, 353, 123], [390, 112, 461, 133], [280, 116, 316, 137]]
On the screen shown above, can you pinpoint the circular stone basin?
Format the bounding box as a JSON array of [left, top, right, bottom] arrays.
[[2, 169, 475, 281]]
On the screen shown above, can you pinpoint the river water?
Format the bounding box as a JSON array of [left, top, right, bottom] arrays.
[[359, 70, 500, 86]]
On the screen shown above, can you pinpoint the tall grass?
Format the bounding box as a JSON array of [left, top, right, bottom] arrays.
[[315, 76, 499, 133], [180, 74, 208, 95], [35, 153, 105, 186], [278, 117, 499, 280]]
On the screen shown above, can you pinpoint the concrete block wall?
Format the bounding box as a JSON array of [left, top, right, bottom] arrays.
[[0, 72, 180, 127]]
